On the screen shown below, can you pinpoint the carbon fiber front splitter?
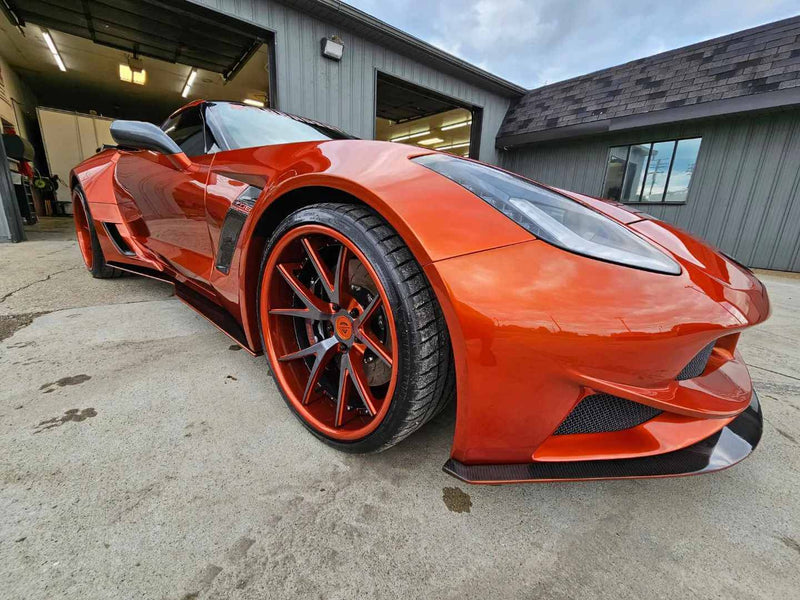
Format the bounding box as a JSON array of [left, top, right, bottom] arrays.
[[443, 391, 763, 484]]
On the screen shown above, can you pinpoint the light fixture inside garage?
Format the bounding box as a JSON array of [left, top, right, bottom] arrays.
[[391, 130, 430, 142], [41, 29, 66, 72], [182, 69, 198, 98], [321, 35, 344, 61], [242, 98, 265, 107], [441, 120, 471, 131], [119, 57, 146, 85], [418, 137, 444, 146]]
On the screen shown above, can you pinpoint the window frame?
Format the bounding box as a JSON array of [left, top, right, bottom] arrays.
[[601, 135, 702, 205], [160, 103, 226, 156]]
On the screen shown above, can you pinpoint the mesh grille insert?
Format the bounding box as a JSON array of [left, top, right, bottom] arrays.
[[677, 342, 715, 380], [554, 393, 662, 435]]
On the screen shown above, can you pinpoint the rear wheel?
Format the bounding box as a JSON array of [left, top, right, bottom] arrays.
[[72, 186, 122, 279], [259, 203, 454, 453]]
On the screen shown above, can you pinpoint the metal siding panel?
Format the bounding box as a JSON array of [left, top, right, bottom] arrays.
[[191, 0, 512, 164], [750, 118, 800, 268]]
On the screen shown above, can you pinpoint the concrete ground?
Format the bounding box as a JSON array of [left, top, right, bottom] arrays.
[[1, 217, 798, 600]]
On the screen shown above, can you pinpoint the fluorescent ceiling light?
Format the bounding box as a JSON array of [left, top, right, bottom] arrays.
[[390, 130, 430, 142], [441, 120, 471, 131], [243, 98, 265, 107], [42, 30, 66, 72], [182, 69, 197, 98], [435, 141, 471, 150], [418, 137, 444, 146]]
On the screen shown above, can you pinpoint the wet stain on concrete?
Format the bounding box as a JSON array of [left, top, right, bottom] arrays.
[[442, 487, 472, 513], [39, 374, 91, 394], [0, 312, 48, 342], [34, 408, 97, 433], [225, 375, 238, 382], [228, 344, 242, 351]]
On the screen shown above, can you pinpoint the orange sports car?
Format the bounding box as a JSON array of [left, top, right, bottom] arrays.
[[70, 100, 769, 483]]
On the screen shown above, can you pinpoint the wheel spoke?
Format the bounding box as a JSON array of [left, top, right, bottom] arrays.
[[274, 263, 332, 320], [278, 336, 337, 362], [358, 329, 393, 367], [355, 295, 392, 367], [355, 294, 382, 327], [335, 354, 351, 427], [279, 337, 339, 405], [301, 237, 336, 302], [347, 345, 378, 416], [331, 245, 349, 307]]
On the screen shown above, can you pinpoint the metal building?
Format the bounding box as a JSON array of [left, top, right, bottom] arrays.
[[498, 16, 800, 272], [0, 0, 525, 242]]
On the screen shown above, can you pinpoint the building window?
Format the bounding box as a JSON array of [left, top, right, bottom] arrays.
[[602, 137, 701, 203]]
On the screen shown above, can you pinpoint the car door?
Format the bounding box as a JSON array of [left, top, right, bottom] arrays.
[[115, 104, 215, 284]]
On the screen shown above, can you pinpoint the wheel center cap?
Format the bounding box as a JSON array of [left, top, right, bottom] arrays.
[[334, 314, 354, 343]]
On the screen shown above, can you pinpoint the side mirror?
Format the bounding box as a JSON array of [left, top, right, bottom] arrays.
[[110, 120, 191, 169]]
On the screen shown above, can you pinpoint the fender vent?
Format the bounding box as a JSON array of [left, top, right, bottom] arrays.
[[554, 393, 662, 436], [102, 222, 135, 256], [677, 342, 715, 380]]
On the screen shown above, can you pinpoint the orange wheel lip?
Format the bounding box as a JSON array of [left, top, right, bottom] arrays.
[[72, 190, 94, 270], [260, 224, 399, 441]]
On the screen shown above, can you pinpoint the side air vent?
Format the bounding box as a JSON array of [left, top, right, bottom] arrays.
[[102, 222, 135, 256], [215, 185, 262, 274], [554, 393, 662, 436], [677, 342, 715, 380]]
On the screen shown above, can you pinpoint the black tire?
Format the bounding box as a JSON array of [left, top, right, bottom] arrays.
[[259, 203, 455, 453], [72, 186, 123, 279]]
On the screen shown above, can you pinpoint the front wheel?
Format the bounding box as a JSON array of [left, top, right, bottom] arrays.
[[258, 203, 454, 453]]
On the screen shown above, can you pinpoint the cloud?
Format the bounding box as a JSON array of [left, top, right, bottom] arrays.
[[346, 0, 800, 88]]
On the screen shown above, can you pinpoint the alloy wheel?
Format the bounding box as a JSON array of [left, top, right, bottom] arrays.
[[261, 224, 399, 440]]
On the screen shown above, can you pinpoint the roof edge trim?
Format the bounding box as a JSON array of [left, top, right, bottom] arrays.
[[497, 87, 800, 148]]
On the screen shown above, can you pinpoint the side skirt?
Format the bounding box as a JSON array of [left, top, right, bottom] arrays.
[[107, 261, 259, 356], [443, 392, 763, 484]]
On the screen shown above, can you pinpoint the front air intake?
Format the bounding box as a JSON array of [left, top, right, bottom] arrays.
[[677, 342, 715, 380], [554, 393, 662, 435]]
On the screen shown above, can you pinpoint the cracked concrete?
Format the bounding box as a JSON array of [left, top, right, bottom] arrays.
[[1, 219, 799, 599]]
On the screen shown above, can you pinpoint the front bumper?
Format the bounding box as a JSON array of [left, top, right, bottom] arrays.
[[443, 391, 763, 484], [424, 237, 769, 474]]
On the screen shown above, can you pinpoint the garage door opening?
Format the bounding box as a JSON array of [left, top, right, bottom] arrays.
[[374, 72, 481, 159], [0, 0, 275, 238]]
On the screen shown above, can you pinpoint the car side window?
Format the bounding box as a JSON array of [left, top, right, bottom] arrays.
[[161, 107, 208, 157]]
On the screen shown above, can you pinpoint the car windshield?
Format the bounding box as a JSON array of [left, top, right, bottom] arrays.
[[206, 102, 355, 150]]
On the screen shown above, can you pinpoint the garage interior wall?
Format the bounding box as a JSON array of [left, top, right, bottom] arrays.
[[37, 108, 115, 206], [194, 0, 512, 164], [0, 55, 37, 241], [0, 53, 37, 140], [499, 110, 800, 272]]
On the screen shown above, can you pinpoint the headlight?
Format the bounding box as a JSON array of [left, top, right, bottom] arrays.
[[412, 154, 681, 275]]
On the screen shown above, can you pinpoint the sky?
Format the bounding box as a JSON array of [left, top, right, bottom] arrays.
[[345, 0, 800, 89]]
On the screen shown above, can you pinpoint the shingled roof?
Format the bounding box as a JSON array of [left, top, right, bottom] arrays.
[[497, 15, 800, 148]]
